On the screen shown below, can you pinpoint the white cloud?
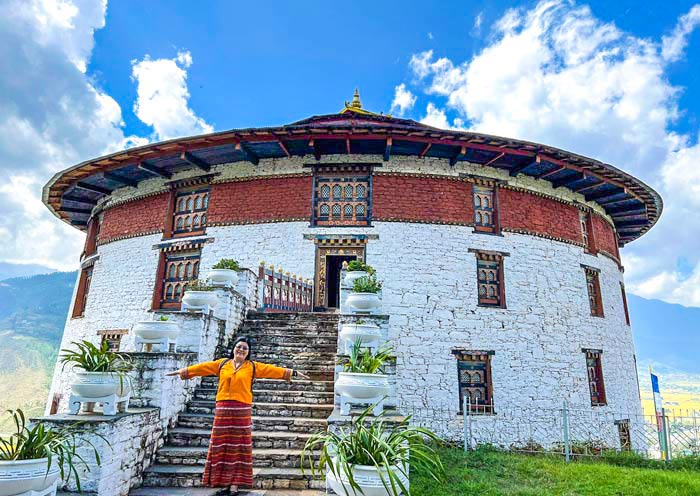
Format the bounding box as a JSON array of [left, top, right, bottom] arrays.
[[390, 84, 417, 116], [472, 12, 483, 35], [406, 1, 700, 307], [427, 32, 434, 40], [662, 5, 700, 62], [131, 51, 213, 140]]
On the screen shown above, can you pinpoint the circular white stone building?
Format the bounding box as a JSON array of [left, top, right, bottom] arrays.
[[43, 95, 662, 445]]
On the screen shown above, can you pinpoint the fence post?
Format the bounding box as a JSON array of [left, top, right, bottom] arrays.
[[562, 400, 571, 463], [694, 411, 699, 455], [663, 409, 672, 461]]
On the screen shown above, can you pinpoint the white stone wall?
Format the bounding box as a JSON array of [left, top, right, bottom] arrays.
[[38, 408, 162, 495]]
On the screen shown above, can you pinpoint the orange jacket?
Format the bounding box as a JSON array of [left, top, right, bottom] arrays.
[[181, 359, 292, 404]]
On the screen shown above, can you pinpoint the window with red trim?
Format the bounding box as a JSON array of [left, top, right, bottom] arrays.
[[584, 266, 604, 317], [620, 282, 631, 325], [580, 211, 596, 253], [453, 350, 494, 415], [312, 167, 371, 226], [171, 187, 209, 237], [473, 251, 506, 308], [473, 185, 498, 233], [584, 349, 607, 406], [71, 265, 93, 318], [157, 249, 201, 309]]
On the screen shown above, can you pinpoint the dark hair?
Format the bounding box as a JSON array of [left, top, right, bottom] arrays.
[[230, 336, 253, 361]]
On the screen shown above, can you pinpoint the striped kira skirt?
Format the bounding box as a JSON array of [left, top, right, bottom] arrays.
[[202, 400, 254, 488]]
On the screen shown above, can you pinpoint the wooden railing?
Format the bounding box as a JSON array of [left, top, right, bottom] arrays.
[[258, 262, 313, 312]]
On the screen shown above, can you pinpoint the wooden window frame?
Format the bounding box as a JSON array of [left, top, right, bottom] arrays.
[[583, 265, 604, 317], [168, 186, 210, 239], [470, 249, 508, 309], [452, 350, 494, 415], [579, 210, 597, 254], [473, 183, 500, 234], [97, 329, 128, 352], [71, 265, 94, 318], [82, 216, 100, 259], [153, 248, 201, 310], [615, 419, 632, 451], [620, 282, 631, 326], [311, 165, 372, 227], [583, 349, 607, 406]]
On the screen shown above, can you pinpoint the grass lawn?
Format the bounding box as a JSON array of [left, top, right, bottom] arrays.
[[411, 446, 700, 496]]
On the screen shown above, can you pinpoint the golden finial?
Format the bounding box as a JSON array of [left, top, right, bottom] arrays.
[[345, 88, 363, 109]]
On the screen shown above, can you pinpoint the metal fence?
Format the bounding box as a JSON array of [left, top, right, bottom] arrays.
[[400, 399, 700, 461]]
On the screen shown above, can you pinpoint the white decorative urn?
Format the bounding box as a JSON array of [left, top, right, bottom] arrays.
[[0, 458, 60, 496], [133, 320, 181, 352], [206, 268, 239, 287], [182, 290, 219, 309], [326, 460, 408, 496], [346, 292, 381, 313], [336, 372, 390, 416], [70, 371, 128, 399], [339, 322, 381, 354]]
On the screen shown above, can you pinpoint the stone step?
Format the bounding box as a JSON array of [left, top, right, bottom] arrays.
[[169, 428, 315, 450], [178, 413, 328, 433], [129, 488, 223, 496], [156, 446, 321, 468], [245, 311, 339, 322], [242, 326, 339, 336], [142, 465, 324, 490], [253, 343, 338, 352], [194, 389, 334, 405], [200, 378, 335, 392], [187, 401, 334, 418]]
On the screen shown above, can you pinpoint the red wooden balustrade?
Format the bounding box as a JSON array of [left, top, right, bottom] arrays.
[[258, 262, 313, 312]]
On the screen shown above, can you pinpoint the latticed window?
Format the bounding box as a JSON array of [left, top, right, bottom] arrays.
[[452, 350, 494, 414], [159, 250, 201, 309], [97, 329, 128, 352], [172, 187, 209, 237], [580, 211, 595, 253], [71, 265, 93, 318], [584, 349, 606, 406], [473, 185, 497, 233], [583, 266, 604, 317], [313, 166, 371, 226], [472, 250, 506, 308]]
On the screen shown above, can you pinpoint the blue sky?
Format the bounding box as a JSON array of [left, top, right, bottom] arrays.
[[1, 0, 700, 309]]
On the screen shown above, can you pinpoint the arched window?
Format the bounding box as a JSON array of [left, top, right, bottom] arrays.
[[356, 184, 366, 198], [344, 204, 353, 217], [193, 215, 200, 228], [186, 198, 193, 211], [332, 204, 341, 217], [320, 204, 330, 216], [195, 196, 202, 209], [356, 204, 366, 217], [345, 185, 354, 198], [321, 185, 330, 198], [332, 185, 342, 199]]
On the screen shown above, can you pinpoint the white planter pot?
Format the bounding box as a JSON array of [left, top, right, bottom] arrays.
[[132, 320, 180, 341], [0, 458, 60, 496], [336, 372, 390, 400], [344, 270, 369, 286], [346, 292, 380, 312], [327, 461, 408, 496], [206, 268, 239, 287], [70, 371, 128, 399], [182, 290, 219, 309], [340, 323, 381, 353]]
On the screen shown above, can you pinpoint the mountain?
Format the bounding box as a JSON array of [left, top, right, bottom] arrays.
[[0, 262, 57, 282], [628, 294, 700, 374]]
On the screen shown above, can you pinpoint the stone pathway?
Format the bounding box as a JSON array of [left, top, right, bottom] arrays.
[[129, 312, 338, 496]]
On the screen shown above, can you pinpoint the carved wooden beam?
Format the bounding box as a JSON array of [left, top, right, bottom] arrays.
[[180, 151, 211, 172]]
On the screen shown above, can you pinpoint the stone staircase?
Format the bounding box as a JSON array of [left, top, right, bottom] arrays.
[[130, 312, 339, 496]]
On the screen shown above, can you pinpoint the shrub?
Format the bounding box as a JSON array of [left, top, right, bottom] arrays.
[[352, 274, 383, 294], [158, 315, 169, 321], [213, 258, 241, 271], [60, 340, 132, 374], [347, 260, 376, 274], [340, 338, 393, 374], [302, 404, 445, 496], [185, 279, 215, 291], [0, 409, 105, 491]]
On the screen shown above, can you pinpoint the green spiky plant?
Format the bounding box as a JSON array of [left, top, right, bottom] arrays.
[[0, 409, 105, 492], [301, 403, 445, 496], [212, 258, 241, 271], [347, 260, 376, 275], [352, 275, 383, 294], [60, 340, 133, 392], [340, 338, 393, 375]]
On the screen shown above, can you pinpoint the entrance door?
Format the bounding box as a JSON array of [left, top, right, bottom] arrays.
[[313, 238, 367, 310], [326, 255, 356, 309]]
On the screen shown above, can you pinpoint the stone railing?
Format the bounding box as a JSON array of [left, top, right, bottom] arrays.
[[257, 262, 313, 312], [37, 268, 260, 494]]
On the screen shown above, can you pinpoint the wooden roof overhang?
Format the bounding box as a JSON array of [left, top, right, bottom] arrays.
[[42, 113, 662, 245]]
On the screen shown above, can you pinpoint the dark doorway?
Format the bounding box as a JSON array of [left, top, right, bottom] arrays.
[[326, 255, 356, 308]]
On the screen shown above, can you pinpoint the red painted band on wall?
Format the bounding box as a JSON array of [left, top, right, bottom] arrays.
[[100, 193, 169, 244]]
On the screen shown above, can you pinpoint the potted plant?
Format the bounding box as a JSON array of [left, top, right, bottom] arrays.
[[181, 279, 219, 309], [339, 319, 381, 355], [301, 405, 445, 496], [344, 260, 375, 286], [346, 275, 382, 313], [206, 258, 241, 287], [132, 314, 181, 352], [0, 409, 103, 495], [60, 340, 133, 416], [336, 339, 392, 416]]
